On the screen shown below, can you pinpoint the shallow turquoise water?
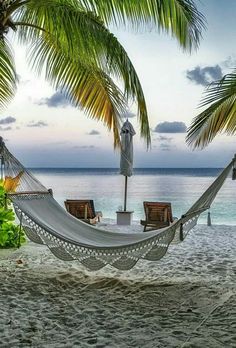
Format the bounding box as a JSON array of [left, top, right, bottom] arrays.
[[31, 168, 236, 225]]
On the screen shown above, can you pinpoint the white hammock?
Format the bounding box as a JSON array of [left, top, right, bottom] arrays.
[[0, 138, 235, 270]]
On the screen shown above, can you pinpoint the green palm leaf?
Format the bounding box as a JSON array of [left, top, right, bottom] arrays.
[[13, 0, 151, 145], [80, 0, 206, 51], [28, 35, 126, 146], [186, 72, 236, 149], [0, 39, 17, 110]]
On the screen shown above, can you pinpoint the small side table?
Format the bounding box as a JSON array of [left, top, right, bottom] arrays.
[[116, 211, 134, 225]]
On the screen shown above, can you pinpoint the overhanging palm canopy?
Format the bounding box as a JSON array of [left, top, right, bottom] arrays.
[[187, 72, 236, 149], [0, 0, 205, 146]]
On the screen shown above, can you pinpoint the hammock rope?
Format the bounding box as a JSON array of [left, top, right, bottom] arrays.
[[0, 137, 235, 270]]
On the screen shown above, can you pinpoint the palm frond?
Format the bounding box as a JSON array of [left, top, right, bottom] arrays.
[[13, 0, 151, 145], [186, 72, 236, 149], [0, 39, 17, 110], [80, 0, 206, 51], [28, 35, 126, 147]]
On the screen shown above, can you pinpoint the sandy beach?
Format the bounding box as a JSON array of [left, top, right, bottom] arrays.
[[0, 223, 235, 348]]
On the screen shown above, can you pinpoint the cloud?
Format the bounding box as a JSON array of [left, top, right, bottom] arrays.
[[186, 65, 223, 86], [154, 142, 176, 151], [123, 110, 136, 118], [222, 56, 236, 68], [160, 143, 171, 151], [88, 130, 100, 135], [0, 116, 16, 125], [48, 141, 69, 146], [154, 121, 187, 133], [156, 135, 173, 142], [18, 75, 31, 85], [0, 126, 12, 131], [73, 145, 95, 149], [27, 121, 48, 128], [154, 135, 174, 151], [36, 91, 70, 108]]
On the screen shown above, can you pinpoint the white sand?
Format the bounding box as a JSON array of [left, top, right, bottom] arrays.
[[0, 223, 236, 348]]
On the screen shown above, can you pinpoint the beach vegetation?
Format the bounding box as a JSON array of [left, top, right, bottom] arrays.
[[0, 220, 25, 248], [187, 72, 236, 149], [0, 174, 26, 248], [0, 0, 205, 147]]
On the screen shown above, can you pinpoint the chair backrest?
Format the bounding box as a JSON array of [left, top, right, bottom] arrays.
[[143, 201, 173, 224], [64, 200, 96, 219]]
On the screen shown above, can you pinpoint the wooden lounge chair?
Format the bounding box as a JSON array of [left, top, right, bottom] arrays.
[[64, 199, 102, 224], [140, 201, 173, 232]]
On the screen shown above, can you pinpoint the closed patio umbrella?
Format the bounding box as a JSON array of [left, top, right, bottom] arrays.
[[120, 120, 136, 211]]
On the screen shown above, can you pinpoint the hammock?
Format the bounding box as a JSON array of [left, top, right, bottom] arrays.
[[0, 138, 235, 270]]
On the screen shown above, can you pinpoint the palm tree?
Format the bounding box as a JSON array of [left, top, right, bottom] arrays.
[[187, 71, 236, 149], [0, 0, 205, 147]]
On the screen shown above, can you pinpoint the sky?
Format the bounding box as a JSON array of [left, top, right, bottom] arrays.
[[1, 0, 236, 168]]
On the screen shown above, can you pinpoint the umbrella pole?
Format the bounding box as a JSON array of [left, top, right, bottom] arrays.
[[124, 176, 128, 211]]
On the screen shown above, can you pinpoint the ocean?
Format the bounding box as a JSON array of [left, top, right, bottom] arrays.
[[31, 168, 236, 225]]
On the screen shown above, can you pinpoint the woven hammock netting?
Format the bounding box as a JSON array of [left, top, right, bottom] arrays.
[[0, 138, 235, 270], [0, 140, 47, 193]]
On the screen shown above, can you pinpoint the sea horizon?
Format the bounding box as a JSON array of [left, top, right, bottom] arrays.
[[27, 167, 224, 176], [30, 167, 223, 169], [30, 167, 225, 178]]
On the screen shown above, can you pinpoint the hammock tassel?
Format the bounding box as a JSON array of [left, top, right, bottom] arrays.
[[207, 211, 212, 226], [232, 168, 236, 180], [0, 156, 4, 180], [4, 193, 7, 210], [18, 211, 23, 248], [232, 154, 236, 180], [180, 223, 184, 241]]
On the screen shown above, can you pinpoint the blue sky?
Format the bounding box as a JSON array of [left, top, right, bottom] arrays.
[[1, 0, 236, 167]]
